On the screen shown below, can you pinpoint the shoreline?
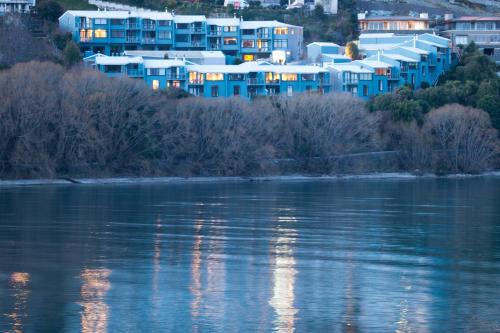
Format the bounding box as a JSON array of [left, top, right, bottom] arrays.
[[1, 171, 500, 187]]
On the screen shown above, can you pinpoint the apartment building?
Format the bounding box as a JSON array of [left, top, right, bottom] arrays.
[[58, 10, 303, 63], [0, 0, 35, 13], [357, 12, 434, 34], [442, 15, 500, 63], [90, 54, 329, 98], [327, 33, 451, 99]]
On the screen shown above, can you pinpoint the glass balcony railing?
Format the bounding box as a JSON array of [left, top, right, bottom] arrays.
[[247, 78, 264, 85]]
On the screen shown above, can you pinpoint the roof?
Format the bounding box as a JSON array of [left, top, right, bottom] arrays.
[[60, 10, 173, 20], [399, 46, 430, 54], [359, 33, 396, 39], [359, 16, 430, 22], [448, 16, 500, 22], [96, 56, 143, 65], [239, 20, 298, 29], [144, 59, 185, 68], [123, 50, 168, 58], [173, 15, 206, 23], [383, 53, 418, 62], [206, 17, 240, 26], [165, 50, 225, 59], [322, 54, 350, 59], [356, 60, 391, 68], [307, 42, 340, 47], [326, 64, 373, 74]]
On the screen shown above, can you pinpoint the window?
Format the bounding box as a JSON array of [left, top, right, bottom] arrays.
[[189, 72, 203, 84], [274, 27, 288, 35], [175, 34, 189, 42], [287, 85, 293, 97], [378, 80, 383, 91], [158, 20, 171, 26], [375, 68, 386, 75], [104, 65, 121, 73], [363, 85, 368, 96], [152, 80, 159, 90], [94, 29, 107, 38], [176, 23, 188, 29], [206, 73, 223, 81], [359, 73, 372, 80], [241, 29, 255, 35], [158, 31, 171, 39], [281, 73, 297, 81], [148, 68, 165, 76], [233, 85, 240, 96], [273, 39, 288, 48], [266, 72, 279, 82], [211, 86, 219, 97], [80, 29, 93, 40], [455, 35, 468, 45], [94, 18, 106, 25], [223, 26, 238, 32], [189, 86, 203, 96], [242, 39, 255, 48], [367, 22, 384, 30], [223, 37, 237, 45], [301, 74, 315, 81], [243, 54, 254, 61], [111, 30, 125, 38], [257, 40, 269, 50], [110, 19, 123, 25], [228, 74, 244, 81]]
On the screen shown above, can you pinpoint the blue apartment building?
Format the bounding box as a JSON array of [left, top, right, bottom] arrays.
[[91, 55, 330, 98], [327, 33, 451, 99], [58, 10, 303, 63]]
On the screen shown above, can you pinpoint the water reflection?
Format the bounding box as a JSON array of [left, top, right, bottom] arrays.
[[80, 268, 111, 333], [190, 219, 203, 325], [269, 214, 298, 333], [6, 272, 30, 333]]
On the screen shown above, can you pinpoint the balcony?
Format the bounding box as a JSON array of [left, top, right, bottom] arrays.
[[142, 24, 156, 30], [190, 27, 205, 33], [166, 73, 186, 80], [345, 79, 358, 85], [207, 44, 221, 50], [126, 36, 140, 43], [126, 23, 139, 29], [208, 30, 222, 36], [127, 69, 144, 77], [257, 47, 270, 52], [247, 78, 264, 85], [257, 33, 270, 39], [142, 37, 156, 44], [189, 79, 204, 85], [265, 79, 280, 85], [76, 22, 92, 29], [191, 40, 206, 47], [388, 73, 400, 80]]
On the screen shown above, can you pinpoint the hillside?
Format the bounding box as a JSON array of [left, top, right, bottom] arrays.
[[357, 0, 500, 16]]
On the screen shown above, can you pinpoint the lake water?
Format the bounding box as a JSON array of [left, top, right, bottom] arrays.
[[1, 178, 500, 332]]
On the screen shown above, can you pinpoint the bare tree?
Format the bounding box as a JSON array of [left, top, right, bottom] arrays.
[[424, 104, 500, 173]]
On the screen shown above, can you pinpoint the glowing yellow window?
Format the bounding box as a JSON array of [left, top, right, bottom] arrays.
[[243, 54, 254, 62], [265, 72, 279, 82], [152, 80, 159, 90], [281, 73, 297, 81], [94, 29, 107, 38], [274, 27, 288, 35], [206, 73, 223, 81]]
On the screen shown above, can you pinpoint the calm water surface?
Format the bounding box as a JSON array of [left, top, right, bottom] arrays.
[[1, 178, 500, 332]]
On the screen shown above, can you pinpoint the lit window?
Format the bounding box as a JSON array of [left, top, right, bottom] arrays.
[[375, 68, 386, 75], [152, 80, 159, 90], [189, 72, 204, 84], [223, 37, 237, 45], [206, 73, 224, 81], [94, 29, 107, 38], [242, 39, 255, 48], [243, 54, 254, 62], [274, 27, 288, 35], [266, 72, 279, 82], [281, 73, 297, 81]]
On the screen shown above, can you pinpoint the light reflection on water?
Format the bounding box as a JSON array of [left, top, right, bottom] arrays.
[[0, 178, 500, 332]]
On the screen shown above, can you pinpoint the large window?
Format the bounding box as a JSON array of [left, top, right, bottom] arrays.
[[359, 73, 372, 81], [375, 68, 387, 75], [158, 20, 171, 26], [273, 39, 288, 48], [224, 26, 238, 32], [175, 34, 189, 42], [274, 27, 288, 35], [189, 72, 204, 84], [148, 68, 165, 76], [367, 22, 384, 30], [176, 23, 188, 29], [455, 35, 468, 45], [104, 65, 121, 73], [266, 72, 279, 82], [94, 18, 107, 25], [223, 37, 237, 45], [158, 31, 171, 39], [152, 80, 159, 90], [241, 29, 255, 35], [111, 30, 125, 38], [281, 73, 297, 81], [242, 39, 255, 48], [206, 73, 224, 81], [110, 19, 123, 25], [456, 22, 472, 30], [301, 74, 315, 81], [94, 29, 107, 38]]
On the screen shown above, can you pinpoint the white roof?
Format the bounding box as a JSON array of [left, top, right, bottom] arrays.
[[322, 54, 350, 59], [61, 10, 173, 20], [399, 46, 430, 54], [359, 43, 401, 51], [383, 53, 418, 62], [123, 50, 167, 58], [199, 51, 226, 58], [327, 63, 373, 74], [173, 15, 206, 23], [357, 60, 391, 68], [240, 20, 297, 29], [307, 42, 340, 47], [96, 56, 143, 65], [144, 59, 185, 68], [206, 17, 240, 26], [359, 33, 396, 39]]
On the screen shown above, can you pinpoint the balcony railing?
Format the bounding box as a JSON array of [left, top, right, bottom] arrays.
[[265, 79, 280, 85], [142, 24, 156, 30], [207, 44, 221, 50], [142, 37, 156, 44], [166, 73, 186, 80], [191, 40, 206, 47], [190, 27, 204, 33], [388, 73, 400, 80], [208, 30, 222, 36], [257, 33, 270, 39], [258, 47, 270, 52], [345, 79, 358, 85], [189, 79, 204, 85], [126, 23, 139, 29], [76, 22, 92, 29], [127, 69, 144, 77], [126, 36, 140, 43], [247, 78, 264, 85]]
